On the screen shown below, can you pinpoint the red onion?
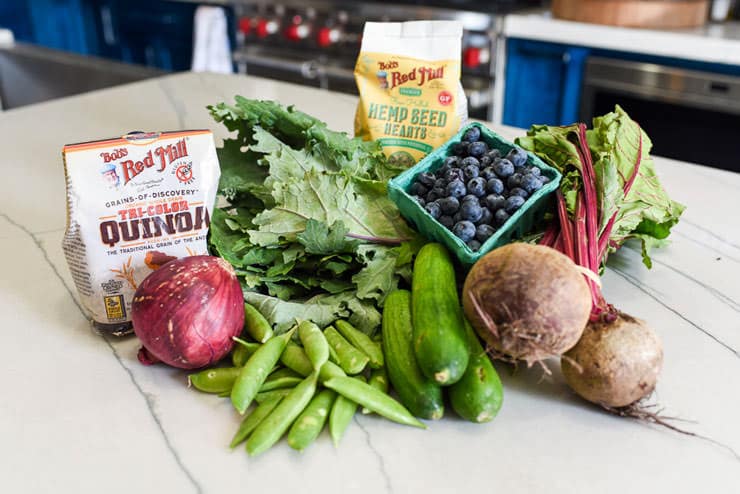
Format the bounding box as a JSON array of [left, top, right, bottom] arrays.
[[132, 255, 244, 369]]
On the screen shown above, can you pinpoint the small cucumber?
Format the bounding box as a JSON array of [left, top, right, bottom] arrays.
[[448, 319, 503, 423], [411, 243, 469, 385], [382, 290, 444, 420]]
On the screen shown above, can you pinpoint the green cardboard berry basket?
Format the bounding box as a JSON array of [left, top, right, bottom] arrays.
[[388, 122, 562, 266]]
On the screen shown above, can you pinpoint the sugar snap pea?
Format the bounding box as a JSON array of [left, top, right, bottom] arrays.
[[329, 376, 364, 446], [243, 303, 273, 343], [324, 377, 426, 429], [246, 373, 319, 456], [255, 388, 293, 404], [231, 328, 295, 414], [267, 367, 302, 380], [298, 320, 329, 371], [280, 343, 346, 382], [231, 337, 260, 367], [334, 320, 384, 369], [259, 376, 302, 392], [188, 367, 241, 394], [287, 389, 337, 451], [362, 367, 388, 414], [230, 394, 284, 448], [323, 326, 369, 375]]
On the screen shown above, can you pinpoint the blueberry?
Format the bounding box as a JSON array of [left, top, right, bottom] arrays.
[[438, 215, 454, 229], [467, 239, 482, 252], [507, 173, 523, 189], [480, 167, 496, 181], [484, 194, 506, 211], [462, 127, 481, 142], [445, 168, 464, 183], [507, 147, 528, 167], [452, 211, 463, 223], [431, 186, 446, 197], [486, 148, 502, 161], [462, 164, 480, 181], [425, 201, 442, 219], [417, 172, 436, 188], [476, 224, 496, 243], [486, 178, 504, 195], [460, 201, 483, 222], [467, 177, 487, 197], [509, 187, 529, 199], [526, 166, 541, 177], [438, 196, 460, 215], [452, 142, 469, 156], [443, 155, 461, 168], [540, 175, 551, 184], [505, 195, 525, 213], [434, 178, 446, 189], [493, 159, 515, 178], [452, 221, 476, 242], [411, 195, 425, 207], [461, 194, 479, 204], [436, 163, 452, 177], [476, 206, 493, 225], [468, 141, 488, 158], [409, 182, 428, 197], [494, 208, 510, 226], [479, 155, 492, 167], [446, 179, 466, 199], [520, 174, 543, 194], [426, 191, 440, 202]]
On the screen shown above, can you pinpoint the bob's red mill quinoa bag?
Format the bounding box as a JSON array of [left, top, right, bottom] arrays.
[[354, 21, 468, 167], [62, 130, 220, 335]]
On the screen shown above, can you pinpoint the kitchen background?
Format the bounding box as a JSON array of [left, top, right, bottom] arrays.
[[1, 0, 738, 171]]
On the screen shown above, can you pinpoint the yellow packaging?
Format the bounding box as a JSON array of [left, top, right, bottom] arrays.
[[354, 21, 467, 167]]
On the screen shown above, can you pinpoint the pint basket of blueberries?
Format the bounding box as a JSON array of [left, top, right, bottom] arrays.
[[388, 122, 562, 265]]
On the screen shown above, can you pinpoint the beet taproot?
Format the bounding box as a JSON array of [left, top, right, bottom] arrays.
[[562, 313, 663, 408], [132, 255, 245, 369], [462, 243, 591, 366]]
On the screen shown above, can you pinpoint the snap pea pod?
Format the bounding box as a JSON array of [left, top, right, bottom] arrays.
[[287, 389, 337, 451], [246, 373, 319, 457], [259, 376, 303, 392], [323, 326, 369, 375], [229, 394, 284, 448], [255, 388, 293, 404], [362, 367, 388, 415], [324, 377, 426, 429], [298, 320, 329, 371], [231, 328, 295, 414], [280, 343, 346, 382], [232, 337, 260, 367], [218, 390, 232, 398], [329, 376, 364, 446], [243, 303, 273, 343], [188, 367, 241, 394], [334, 320, 384, 369], [267, 367, 303, 380]]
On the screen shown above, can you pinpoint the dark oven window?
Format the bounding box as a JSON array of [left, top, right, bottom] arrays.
[[591, 91, 740, 173]]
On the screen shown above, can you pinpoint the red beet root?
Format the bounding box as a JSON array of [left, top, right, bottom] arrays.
[[132, 255, 245, 369]]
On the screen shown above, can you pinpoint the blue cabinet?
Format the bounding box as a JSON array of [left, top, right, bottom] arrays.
[[503, 39, 590, 128]]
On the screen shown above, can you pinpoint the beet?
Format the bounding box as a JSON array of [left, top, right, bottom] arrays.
[[132, 255, 245, 369], [462, 243, 591, 366], [562, 313, 663, 408]]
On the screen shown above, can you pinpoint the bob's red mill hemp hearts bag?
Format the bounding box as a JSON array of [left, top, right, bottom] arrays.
[[62, 130, 220, 335], [354, 20, 468, 167]]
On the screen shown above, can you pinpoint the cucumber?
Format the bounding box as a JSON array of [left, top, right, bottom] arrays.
[[382, 290, 444, 420], [448, 319, 503, 423], [411, 243, 469, 385]]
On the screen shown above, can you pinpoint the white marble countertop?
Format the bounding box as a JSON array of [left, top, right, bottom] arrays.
[[504, 13, 740, 66], [1, 72, 739, 494]]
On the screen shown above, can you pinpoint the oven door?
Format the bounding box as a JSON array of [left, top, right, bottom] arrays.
[[580, 57, 740, 172]]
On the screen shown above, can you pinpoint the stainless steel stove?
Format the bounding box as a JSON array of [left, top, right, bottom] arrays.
[[229, 1, 540, 119]]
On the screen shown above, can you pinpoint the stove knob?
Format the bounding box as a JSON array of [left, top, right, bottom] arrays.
[[463, 46, 490, 69], [317, 27, 341, 47], [285, 23, 311, 41], [256, 18, 279, 38], [238, 17, 251, 35]]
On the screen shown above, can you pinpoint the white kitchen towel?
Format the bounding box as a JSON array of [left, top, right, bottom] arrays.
[[191, 6, 233, 74]]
